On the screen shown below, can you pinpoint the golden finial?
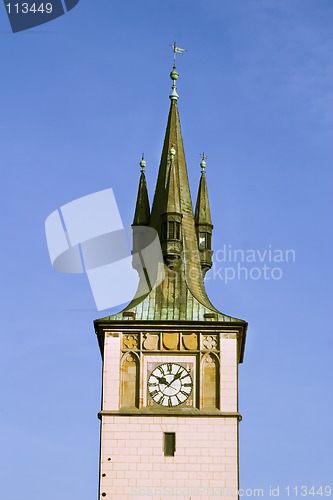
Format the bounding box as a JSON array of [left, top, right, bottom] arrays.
[[200, 152, 208, 172], [140, 153, 146, 172], [169, 41, 187, 101]]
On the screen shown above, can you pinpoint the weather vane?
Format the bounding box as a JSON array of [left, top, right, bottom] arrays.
[[170, 41, 187, 65]]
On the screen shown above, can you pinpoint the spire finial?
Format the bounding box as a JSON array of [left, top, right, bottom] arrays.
[[140, 153, 146, 172], [200, 152, 208, 173], [169, 41, 187, 101]]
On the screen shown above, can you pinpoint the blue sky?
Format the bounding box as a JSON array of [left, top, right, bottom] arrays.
[[1, 1, 332, 498]]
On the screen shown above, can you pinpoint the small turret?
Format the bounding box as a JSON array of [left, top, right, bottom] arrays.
[[133, 154, 150, 227], [194, 154, 213, 275], [132, 155, 150, 272]]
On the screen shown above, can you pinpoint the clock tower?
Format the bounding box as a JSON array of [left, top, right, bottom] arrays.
[[94, 56, 248, 499]]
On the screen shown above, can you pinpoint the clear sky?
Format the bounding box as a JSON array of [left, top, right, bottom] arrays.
[[1, 1, 332, 499]]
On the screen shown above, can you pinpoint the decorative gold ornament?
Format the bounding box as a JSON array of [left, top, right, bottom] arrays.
[[182, 333, 198, 350], [162, 333, 179, 350], [123, 334, 139, 350], [202, 335, 217, 350]]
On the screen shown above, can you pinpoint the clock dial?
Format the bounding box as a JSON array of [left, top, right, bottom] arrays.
[[148, 363, 193, 407]]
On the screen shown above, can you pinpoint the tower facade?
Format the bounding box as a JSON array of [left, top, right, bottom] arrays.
[[94, 59, 247, 500]]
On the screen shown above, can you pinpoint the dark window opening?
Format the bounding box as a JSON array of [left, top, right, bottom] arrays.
[[162, 221, 181, 240], [169, 221, 175, 239], [164, 432, 176, 457], [207, 232, 212, 249], [174, 222, 180, 240]]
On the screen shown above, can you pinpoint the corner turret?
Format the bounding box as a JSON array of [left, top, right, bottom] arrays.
[[194, 154, 213, 275], [132, 155, 150, 272]]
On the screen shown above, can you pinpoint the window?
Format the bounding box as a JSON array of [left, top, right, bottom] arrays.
[[207, 232, 211, 249], [199, 231, 211, 250], [162, 221, 181, 240], [199, 232, 206, 249], [164, 432, 176, 457], [174, 222, 180, 240], [169, 221, 175, 239]]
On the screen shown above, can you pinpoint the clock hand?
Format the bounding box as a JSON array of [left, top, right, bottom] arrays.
[[154, 375, 168, 385], [164, 370, 184, 388]]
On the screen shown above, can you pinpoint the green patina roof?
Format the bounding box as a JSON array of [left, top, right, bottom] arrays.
[[96, 87, 246, 325]]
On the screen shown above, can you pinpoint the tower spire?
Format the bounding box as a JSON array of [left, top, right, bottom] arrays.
[[195, 154, 213, 275], [132, 154, 151, 274], [98, 56, 247, 328], [133, 154, 150, 226], [148, 61, 219, 313]]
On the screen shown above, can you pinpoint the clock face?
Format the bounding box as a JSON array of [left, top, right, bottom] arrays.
[[148, 363, 193, 407]]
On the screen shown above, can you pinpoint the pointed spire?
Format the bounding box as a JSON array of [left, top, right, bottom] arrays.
[[195, 154, 213, 275], [150, 92, 192, 235], [133, 154, 150, 226], [150, 62, 213, 294], [96, 54, 248, 328], [195, 153, 212, 226]]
